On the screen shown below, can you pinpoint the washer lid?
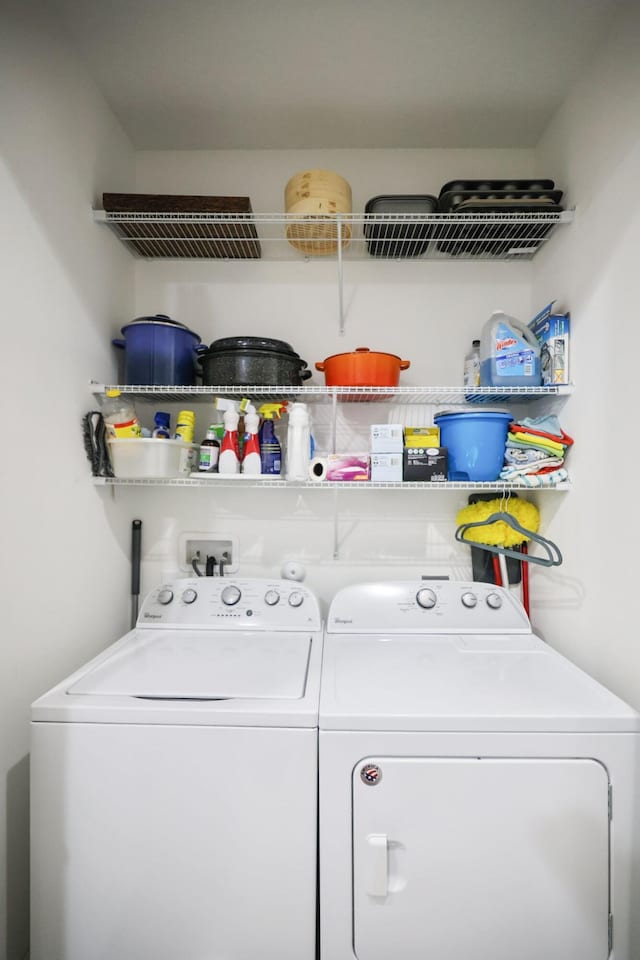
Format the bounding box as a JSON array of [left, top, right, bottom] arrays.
[[68, 630, 311, 700], [320, 633, 640, 732]]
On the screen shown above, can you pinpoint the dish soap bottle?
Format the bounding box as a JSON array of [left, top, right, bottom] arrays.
[[241, 404, 262, 474], [286, 402, 311, 481], [258, 403, 287, 475], [152, 411, 171, 438], [463, 340, 481, 389], [479, 310, 542, 387], [101, 389, 142, 438]]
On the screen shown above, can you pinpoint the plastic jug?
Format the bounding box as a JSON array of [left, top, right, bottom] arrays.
[[479, 310, 541, 387]]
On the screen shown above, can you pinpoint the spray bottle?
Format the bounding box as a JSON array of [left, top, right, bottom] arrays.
[[258, 402, 287, 475], [286, 402, 312, 481], [241, 403, 262, 474], [216, 398, 244, 475]]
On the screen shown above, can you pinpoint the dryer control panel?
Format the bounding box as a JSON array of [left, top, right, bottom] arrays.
[[327, 581, 531, 634], [138, 578, 321, 631]]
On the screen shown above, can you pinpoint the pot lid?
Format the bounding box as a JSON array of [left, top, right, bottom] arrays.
[[321, 346, 404, 362], [122, 313, 201, 340], [206, 335, 300, 357]]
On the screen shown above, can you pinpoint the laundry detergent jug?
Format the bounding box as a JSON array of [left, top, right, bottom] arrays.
[[480, 310, 541, 388]]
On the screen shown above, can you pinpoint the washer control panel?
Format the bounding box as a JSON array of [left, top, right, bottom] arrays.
[[327, 581, 530, 634], [138, 578, 322, 630]]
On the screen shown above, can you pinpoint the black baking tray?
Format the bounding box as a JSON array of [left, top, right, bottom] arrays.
[[439, 188, 563, 213], [439, 178, 555, 197], [434, 203, 564, 257], [364, 194, 438, 257]]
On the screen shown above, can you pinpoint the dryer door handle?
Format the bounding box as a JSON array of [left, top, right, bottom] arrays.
[[365, 833, 388, 897]]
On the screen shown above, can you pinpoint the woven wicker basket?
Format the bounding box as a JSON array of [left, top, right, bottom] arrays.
[[284, 169, 352, 256]]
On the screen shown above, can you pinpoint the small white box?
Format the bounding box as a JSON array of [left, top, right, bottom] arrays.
[[370, 452, 403, 482], [107, 438, 196, 479], [370, 423, 404, 453]]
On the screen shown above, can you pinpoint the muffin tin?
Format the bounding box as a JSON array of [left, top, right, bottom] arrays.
[[364, 195, 438, 257], [435, 179, 564, 256], [439, 188, 563, 213]]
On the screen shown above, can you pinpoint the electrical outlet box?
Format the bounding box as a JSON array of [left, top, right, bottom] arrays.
[[178, 532, 239, 574]]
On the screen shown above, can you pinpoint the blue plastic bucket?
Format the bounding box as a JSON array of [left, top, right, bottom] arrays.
[[434, 411, 512, 481]]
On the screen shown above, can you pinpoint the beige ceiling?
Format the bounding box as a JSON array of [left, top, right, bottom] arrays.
[[51, 0, 621, 150]]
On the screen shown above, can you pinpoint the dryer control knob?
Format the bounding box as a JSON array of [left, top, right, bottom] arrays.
[[486, 592, 503, 609], [157, 588, 174, 605], [221, 585, 241, 606], [461, 592, 478, 608], [182, 588, 198, 605], [416, 588, 437, 609], [288, 590, 304, 608], [264, 590, 280, 606]]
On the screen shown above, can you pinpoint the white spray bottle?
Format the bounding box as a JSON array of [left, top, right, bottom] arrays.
[[216, 398, 241, 474], [241, 403, 262, 475], [286, 402, 311, 481]]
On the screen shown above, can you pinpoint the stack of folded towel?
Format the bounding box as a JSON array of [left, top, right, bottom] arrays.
[[500, 414, 573, 486]]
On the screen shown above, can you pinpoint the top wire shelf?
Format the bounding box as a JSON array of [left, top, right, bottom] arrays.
[[91, 382, 573, 405], [93, 209, 573, 262]]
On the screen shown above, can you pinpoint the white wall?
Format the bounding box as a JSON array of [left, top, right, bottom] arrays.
[[532, 0, 640, 710], [0, 3, 135, 956], [131, 148, 540, 609]]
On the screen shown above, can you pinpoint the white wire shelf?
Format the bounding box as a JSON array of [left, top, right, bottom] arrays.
[[94, 476, 571, 491], [91, 382, 573, 405], [93, 209, 573, 262]]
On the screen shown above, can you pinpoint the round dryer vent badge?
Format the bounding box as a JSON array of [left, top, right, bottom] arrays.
[[360, 763, 382, 786]]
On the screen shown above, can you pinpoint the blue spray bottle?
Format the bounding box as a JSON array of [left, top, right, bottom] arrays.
[[258, 402, 287, 475]]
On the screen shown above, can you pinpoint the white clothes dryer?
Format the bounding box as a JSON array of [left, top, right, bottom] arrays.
[[319, 580, 640, 960], [31, 577, 323, 960]]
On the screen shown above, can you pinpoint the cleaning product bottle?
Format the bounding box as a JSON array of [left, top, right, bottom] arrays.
[[463, 339, 481, 389], [216, 398, 242, 474], [286, 402, 311, 481], [241, 404, 262, 474], [101, 389, 142, 438], [175, 409, 195, 443], [152, 411, 171, 438], [258, 403, 287, 475], [480, 310, 542, 388], [198, 425, 221, 472]]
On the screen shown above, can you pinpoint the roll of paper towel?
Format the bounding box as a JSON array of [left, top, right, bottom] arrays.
[[308, 457, 328, 481]]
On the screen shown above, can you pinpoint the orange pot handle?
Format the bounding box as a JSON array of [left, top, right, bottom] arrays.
[[355, 347, 371, 353], [400, 360, 411, 370], [315, 361, 325, 371]]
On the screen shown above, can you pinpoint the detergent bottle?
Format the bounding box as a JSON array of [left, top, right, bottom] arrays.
[[286, 402, 311, 481], [258, 402, 287, 475], [241, 404, 262, 475], [479, 310, 542, 387], [216, 398, 242, 474]]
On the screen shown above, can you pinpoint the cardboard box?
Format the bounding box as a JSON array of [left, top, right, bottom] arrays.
[[404, 426, 440, 448], [529, 301, 570, 385], [370, 453, 403, 482], [402, 447, 448, 482], [370, 424, 404, 453]]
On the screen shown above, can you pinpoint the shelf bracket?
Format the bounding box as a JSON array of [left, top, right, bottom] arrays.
[[332, 486, 340, 560], [337, 214, 345, 336]]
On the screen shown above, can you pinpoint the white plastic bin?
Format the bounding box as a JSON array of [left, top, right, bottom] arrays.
[[107, 438, 196, 478]]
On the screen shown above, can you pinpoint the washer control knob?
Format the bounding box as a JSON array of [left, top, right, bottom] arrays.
[[264, 590, 280, 606], [461, 592, 478, 608], [182, 588, 198, 605], [157, 588, 174, 606], [288, 591, 304, 608], [221, 585, 241, 606], [486, 592, 503, 610], [416, 588, 437, 609]]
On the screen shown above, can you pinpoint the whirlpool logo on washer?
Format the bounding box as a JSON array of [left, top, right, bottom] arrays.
[[334, 617, 353, 625], [360, 764, 382, 785], [143, 613, 162, 619]]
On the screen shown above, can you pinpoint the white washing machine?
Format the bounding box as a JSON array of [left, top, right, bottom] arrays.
[[319, 580, 640, 960], [31, 577, 323, 960]]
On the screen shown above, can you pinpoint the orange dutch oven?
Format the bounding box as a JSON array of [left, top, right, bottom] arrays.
[[315, 347, 411, 386]]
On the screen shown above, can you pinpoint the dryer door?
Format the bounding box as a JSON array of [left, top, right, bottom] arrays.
[[353, 757, 609, 960]]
